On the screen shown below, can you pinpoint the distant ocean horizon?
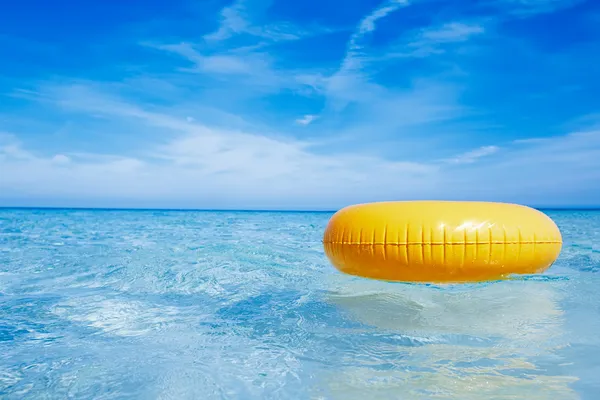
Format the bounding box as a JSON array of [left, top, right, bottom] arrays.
[[2, 204, 600, 213]]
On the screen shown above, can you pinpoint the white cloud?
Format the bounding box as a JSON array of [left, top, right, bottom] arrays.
[[203, 0, 249, 42], [202, 0, 325, 43], [2, 83, 600, 208], [444, 145, 499, 164], [0, 144, 33, 161], [2, 1, 598, 209], [147, 0, 468, 134], [438, 131, 600, 205], [51, 154, 71, 165], [319, 77, 466, 144], [0, 86, 441, 209], [501, 131, 600, 170], [295, 114, 317, 126], [388, 21, 487, 58], [320, 0, 435, 117], [354, 0, 409, 39], [0, 136, 436, 209], [419, 22, 485, 43], [331, 0, 409, 79], [319, 4, 481, 124], [147, 42, 325, 96], [491, 0, 585, 16], [155, 43, 269, 76]]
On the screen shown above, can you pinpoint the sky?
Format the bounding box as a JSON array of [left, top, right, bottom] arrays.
[[1, 0, 599, 210]]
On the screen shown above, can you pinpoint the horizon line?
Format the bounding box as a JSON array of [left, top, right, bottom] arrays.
[[1, 205, 600, 213]]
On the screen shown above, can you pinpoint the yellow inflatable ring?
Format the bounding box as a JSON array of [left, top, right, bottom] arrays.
[[323, 201, 562, 283]]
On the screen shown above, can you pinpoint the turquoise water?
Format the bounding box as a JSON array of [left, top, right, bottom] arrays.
[[0, 208, 599, 399]]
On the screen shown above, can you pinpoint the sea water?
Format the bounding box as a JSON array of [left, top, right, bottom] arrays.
[[0, 208, 599, 399]]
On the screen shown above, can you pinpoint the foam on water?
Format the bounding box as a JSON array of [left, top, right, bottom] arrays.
[[0, 208, 599, 399]]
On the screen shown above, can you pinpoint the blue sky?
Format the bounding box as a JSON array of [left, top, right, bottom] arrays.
[[1, 0, 599, 210]]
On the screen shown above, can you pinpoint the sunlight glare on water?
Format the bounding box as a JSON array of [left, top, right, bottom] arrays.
[[0, 208, 599, 399]]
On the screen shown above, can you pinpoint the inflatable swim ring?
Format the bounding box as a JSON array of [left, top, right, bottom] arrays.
[[322, 201, 562, 283]]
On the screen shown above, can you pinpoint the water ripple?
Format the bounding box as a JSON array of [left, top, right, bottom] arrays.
[[0, 208, 597, 399]]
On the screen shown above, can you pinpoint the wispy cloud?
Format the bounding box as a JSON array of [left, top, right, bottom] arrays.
[[419, 22, 485, 43], [379, 20, 489, 60], [156, 43, 270, 76], [443, 145, 500, 164], [202, 0, 326, 43], [325, 0, 410, 104], [3, 91, 600, 208], [295, 114, 318, 126], [491, 0, 585, 16], [0, 84, 439, 208], [1, 0, 598, 208], [408, 22, 485, 54], [144, 42, 326, 100], [310, 0, 476, 146], [343, 0, 409, 68], [203, 0, 252, 42]]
